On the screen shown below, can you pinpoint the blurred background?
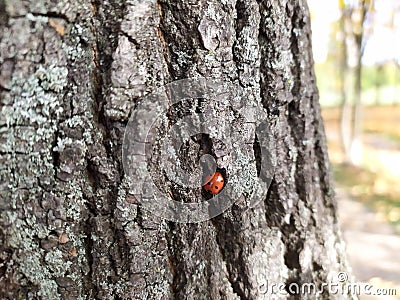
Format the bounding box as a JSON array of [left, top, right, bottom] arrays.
[[308, 0, 400, 298]]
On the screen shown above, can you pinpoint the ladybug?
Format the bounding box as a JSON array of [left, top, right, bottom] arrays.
[[203, 171, 225, 195]]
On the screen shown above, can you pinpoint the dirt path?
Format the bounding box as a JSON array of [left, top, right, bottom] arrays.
[[321, 107, 400, 298], [337, 188, 400, 299]]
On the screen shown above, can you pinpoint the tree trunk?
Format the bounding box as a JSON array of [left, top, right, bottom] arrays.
[[339, 1, 368, 166], [0, 0, 352, 299], [338, 6, 352, 163], [374, 64, 383, 105], [349, 45, 364, 166], [349, 5, 367, 166]]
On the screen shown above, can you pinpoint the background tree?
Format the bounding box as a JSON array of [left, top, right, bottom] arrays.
[[0, 0, 352, 299], [338, 0, 352, 162], [338, 0, 373, 164]]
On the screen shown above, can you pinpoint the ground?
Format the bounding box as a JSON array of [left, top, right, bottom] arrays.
[[322, 105, 400, 299], [337, 188, 400, 299]]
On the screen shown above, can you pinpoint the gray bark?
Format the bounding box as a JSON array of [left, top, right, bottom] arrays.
[[0, 0, 352, 299]]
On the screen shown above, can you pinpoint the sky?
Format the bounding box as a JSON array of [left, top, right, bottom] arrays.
[[307, 0, 400, 65], [308, 0, 341, 63]]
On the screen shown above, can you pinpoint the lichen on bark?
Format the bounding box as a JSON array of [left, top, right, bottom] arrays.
[[0, 0, 354, 299]]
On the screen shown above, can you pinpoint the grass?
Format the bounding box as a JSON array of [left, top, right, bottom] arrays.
[[322, 105, 400, 233], [332, 163, 400, 233]]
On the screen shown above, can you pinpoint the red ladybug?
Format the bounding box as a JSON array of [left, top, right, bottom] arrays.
[[203, 171, 225, 195]]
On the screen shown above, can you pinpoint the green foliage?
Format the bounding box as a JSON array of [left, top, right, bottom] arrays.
[[315, 61, 400, 107]]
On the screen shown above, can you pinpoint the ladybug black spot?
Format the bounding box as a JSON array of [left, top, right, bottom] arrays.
[[215, 186, 218, 189]]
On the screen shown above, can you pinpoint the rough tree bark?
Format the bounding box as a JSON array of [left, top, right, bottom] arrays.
[[0, 0, 352, 299]]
